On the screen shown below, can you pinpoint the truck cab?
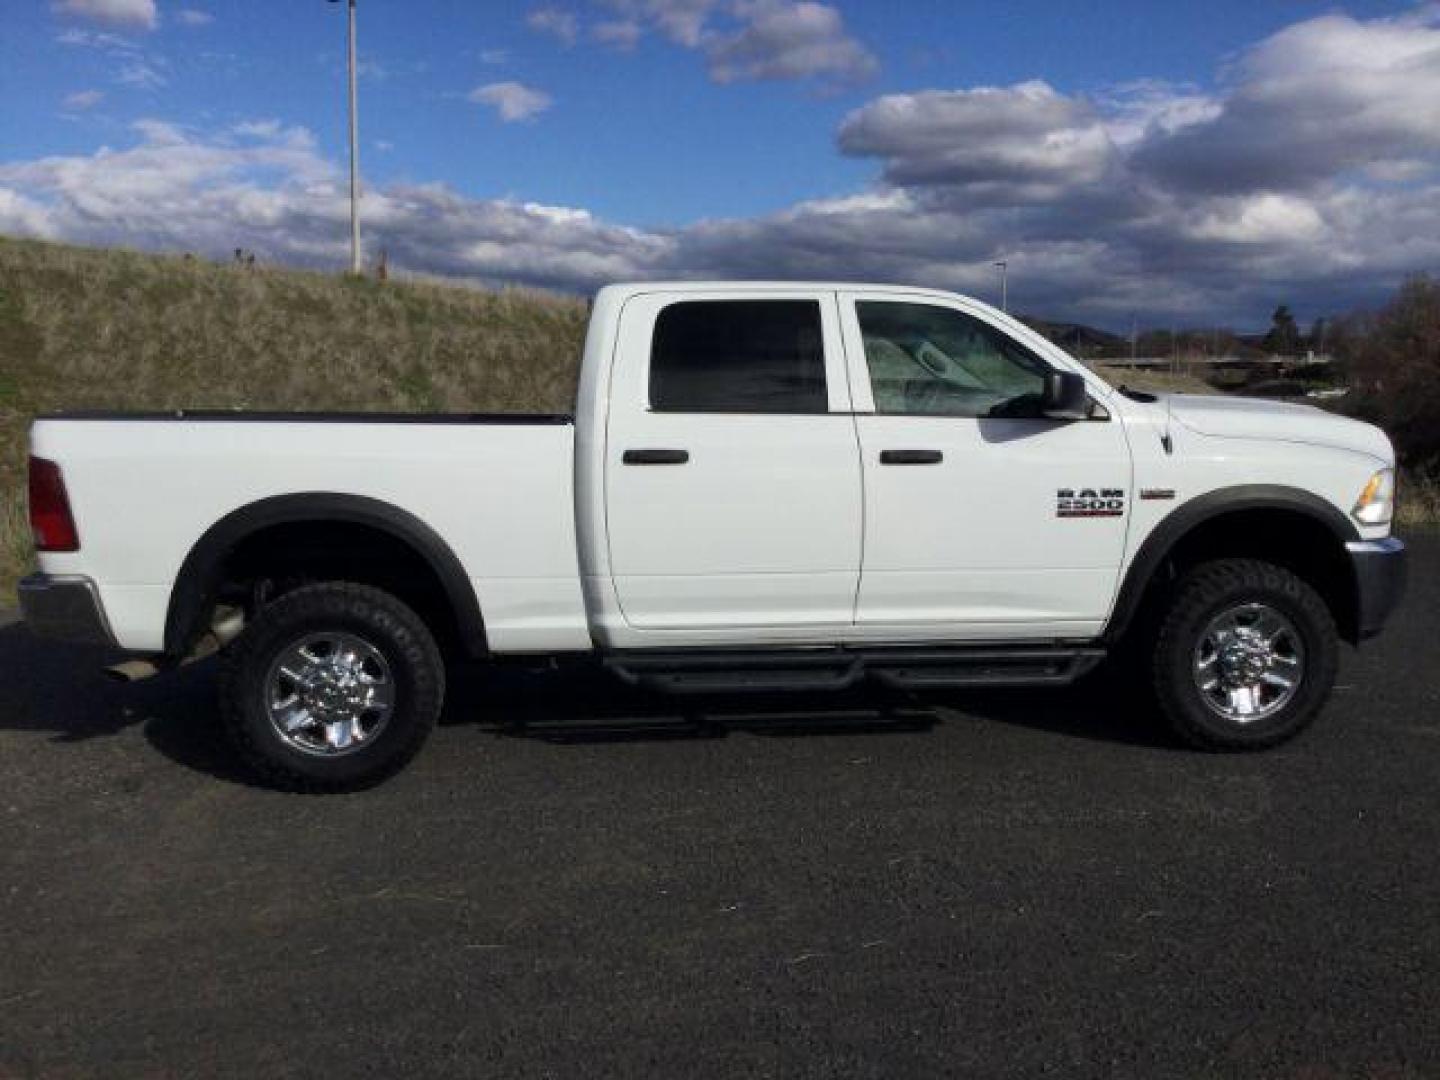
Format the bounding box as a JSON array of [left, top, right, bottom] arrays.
[[582, 285, 1131, 645], [20, 282, 1407, 789]]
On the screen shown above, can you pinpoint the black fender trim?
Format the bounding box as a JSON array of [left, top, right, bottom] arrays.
[[1102, 484, 1360, 644], [164, 493, 487, 658]]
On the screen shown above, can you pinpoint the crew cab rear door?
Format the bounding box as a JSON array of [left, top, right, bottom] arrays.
[[603, 289, 861, 633], [838, 291, 1131, 639]]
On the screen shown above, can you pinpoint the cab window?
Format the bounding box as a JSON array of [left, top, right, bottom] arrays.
[[650, 300, 826, 414], [857, 301, 1049, 418]]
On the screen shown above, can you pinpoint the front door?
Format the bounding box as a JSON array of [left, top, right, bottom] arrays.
[[604, 290, 862, 633], [840, 292, 1132, 639]]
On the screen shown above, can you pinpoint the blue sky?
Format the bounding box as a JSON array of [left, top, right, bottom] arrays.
[[2, 1, 1439, 328]]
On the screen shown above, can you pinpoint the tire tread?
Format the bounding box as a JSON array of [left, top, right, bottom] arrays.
[[1152, 558, 1337, 751], [218, 581, 444, 792]]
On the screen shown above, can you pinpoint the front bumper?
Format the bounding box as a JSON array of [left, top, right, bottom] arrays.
[[16, 573, 115, 646], [1347, 537, 1407, 641]]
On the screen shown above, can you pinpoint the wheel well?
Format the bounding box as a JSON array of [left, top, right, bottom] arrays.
[[188, 520, 469, 656], [1127, 508, 1359, 643]]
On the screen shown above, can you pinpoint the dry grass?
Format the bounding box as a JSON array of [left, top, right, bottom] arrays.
[[1092, 364, 1219, 396], [1397, 472, 1440, 529], [0, 236, 589, 597]]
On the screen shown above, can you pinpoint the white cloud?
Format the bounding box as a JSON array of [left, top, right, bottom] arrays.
[[594, 0, 876, 85], [593, 19, 643, 49], [54, 20, 171, 92], [52, 0, 156, 29], [62, 89, 106, 111], [176, 9, 214, 26], [355, 56, 389, 81], [707, 1, 877, 86], [0, 189, 58, 239], [129, 118, 189, 145], [1097, 80, 1220, 147], [233, 119, 284, 140], [117, 60, 168, 89], [1134, 11, 1440, 193], [526, 7, 579, 45], [1182, 193, 1328, 245], [0, 120, 671, 288], [839, 81, 1115, 193], [56, 27, 137, 51], [9, 9, 1440, 327], [604, 0, 716, 47], [232, 120, 314, 150], [468, 81, 553, 123]]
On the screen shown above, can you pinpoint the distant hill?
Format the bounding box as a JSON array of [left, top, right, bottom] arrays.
[[1019, 316, 1127, 356]]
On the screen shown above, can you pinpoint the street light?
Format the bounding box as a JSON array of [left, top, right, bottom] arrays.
[[993, 260, 1008, 313], [329, 0, 361, 275]]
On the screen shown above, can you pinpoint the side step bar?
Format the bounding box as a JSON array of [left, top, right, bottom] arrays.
[[604, 645, 1105, 695]]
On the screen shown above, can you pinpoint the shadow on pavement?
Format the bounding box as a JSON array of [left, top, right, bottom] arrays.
[[0, 621, 1176, 788], [454, 659, 947, 744]]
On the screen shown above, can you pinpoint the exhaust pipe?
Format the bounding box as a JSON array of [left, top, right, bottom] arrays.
[[104, 659, 161, 683], [101, 605, 246, 683], [185, 604, 245, 662]]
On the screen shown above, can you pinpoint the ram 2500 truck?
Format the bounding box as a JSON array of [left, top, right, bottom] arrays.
[[20, 283, 1406, 789]]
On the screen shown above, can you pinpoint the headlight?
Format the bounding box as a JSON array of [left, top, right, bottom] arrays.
[[1352, 468, 1395, 525]]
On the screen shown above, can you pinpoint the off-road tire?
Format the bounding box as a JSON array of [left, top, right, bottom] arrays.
[[1152, 558, 1338, 751], [219, 582, 445, 791]]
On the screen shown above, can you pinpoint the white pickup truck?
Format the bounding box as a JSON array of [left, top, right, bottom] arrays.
[[20, 282, 1406, 789]]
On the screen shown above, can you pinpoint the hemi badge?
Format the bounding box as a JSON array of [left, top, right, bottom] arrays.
[[1140, 488, 1177, 501]]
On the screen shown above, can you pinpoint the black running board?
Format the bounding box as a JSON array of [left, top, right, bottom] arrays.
[[604, 645, 1105, 695], [865, 647, 1105, 690]]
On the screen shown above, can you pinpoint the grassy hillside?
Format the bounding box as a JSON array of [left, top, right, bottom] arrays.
[[0, 236, 589, 597]]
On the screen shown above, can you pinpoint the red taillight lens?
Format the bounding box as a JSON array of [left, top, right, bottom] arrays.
[[28, 456, 80, 552]]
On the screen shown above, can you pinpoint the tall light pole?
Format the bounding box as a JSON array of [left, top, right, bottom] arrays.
[[993, 260, 1008, 313], [330, 0, 361, 274]]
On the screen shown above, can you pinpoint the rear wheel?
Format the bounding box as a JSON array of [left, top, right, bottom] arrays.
[[219, 582, 445, 791], [1151, 559, 1337, 750]]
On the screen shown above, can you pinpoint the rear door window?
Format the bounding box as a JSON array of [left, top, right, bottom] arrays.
[[649, 300, 827, 414]]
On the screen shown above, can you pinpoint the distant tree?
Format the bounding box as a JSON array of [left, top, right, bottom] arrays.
[[1262, 305, 1302, 356], [1136, 329, 1175, 356], [1308, 316, 1328, 353], [1337, 274, 1440, 473]]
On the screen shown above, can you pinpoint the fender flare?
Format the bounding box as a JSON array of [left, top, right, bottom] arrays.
[[1102, 484, 1360, 643], [163, 492, 487, 657]]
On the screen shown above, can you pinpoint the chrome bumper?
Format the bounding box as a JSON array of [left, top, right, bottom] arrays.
[[1346, 537, 1407, 641], [16, 573, 115, 646]]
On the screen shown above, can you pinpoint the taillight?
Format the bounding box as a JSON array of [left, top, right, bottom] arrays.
[[28, 456, 80, 552]]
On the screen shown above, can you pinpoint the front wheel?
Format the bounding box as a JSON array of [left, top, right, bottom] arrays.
[[1151, 559, 1338, 750], [218, 582, 445, 791]]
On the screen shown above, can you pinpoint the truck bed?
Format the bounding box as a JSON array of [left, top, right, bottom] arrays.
[[31, 412, 591, 654]]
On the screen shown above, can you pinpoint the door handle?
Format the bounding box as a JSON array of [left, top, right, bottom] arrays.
[[879, 449, 943, 465], [623, 448, 690, 465]]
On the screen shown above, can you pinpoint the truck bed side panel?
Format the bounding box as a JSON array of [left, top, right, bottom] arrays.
[[30, 418, 590, 654]]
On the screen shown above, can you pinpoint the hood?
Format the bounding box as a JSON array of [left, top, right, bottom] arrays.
[[1164, 393, 1393, 462]]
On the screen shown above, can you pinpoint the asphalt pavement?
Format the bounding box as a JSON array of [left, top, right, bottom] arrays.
[[1, 537, 1437, 1078]]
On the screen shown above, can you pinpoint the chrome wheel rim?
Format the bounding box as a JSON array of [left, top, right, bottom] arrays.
[[265, 632, 395, 756], [1193, 602, 1304, 723]]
